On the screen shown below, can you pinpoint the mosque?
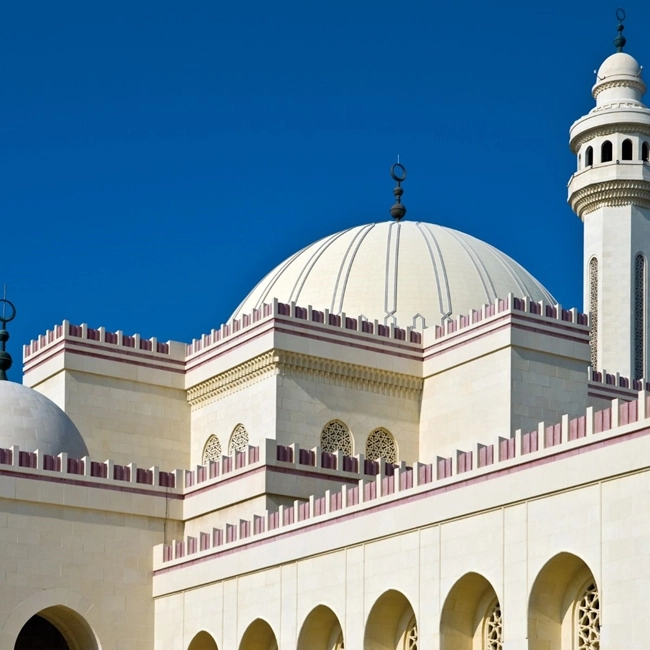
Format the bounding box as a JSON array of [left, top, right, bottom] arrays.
[[2, 16, 650, 650]]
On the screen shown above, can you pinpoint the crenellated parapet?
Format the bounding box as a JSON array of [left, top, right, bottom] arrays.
[[155, 389, 649, 570]]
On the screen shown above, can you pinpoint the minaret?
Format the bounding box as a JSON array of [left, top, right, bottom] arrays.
[[568, 13, 650, 379]]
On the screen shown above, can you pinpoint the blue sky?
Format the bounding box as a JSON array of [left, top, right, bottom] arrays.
[[2, 0, 649, 379]]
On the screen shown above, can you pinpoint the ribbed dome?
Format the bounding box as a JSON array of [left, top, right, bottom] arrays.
[[0, 382, 88, 458], [231, 221, 555, 328]]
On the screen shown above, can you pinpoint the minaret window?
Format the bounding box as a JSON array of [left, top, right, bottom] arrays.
[[589, 257, 598, 369], [643, 142, 649, 162], [635, 253, 646, 380], [365, 428, 397, 463], [622, 138, 633, 160], [601, 140, 613, 163], [202, 435, 222, 464], [228, 424, 249, 454], [321, 420, 353, 455], [585, 146, 594, 167]]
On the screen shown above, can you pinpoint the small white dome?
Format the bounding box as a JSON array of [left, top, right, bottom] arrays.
[[593, 52, 646, 105], [231, 221, 555, 328], [597, 52, 642, 79], [0, 382, 88, 458]]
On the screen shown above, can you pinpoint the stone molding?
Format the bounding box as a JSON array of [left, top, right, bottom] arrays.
[[571, 122, 650, 151], [188, 350, 423, 407], [187, 351, 279, 407], [570, 179, 650, 218], [592, 78, 647, 99]]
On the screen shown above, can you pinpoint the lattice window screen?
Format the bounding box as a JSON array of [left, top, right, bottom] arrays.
[[202, 435, 222, 464], [589, 257, 599, 369], [577, 582, 600, 650], [635, 253, 645, 380], [485, 602, 503, 650], [403, 617, 417, 650], [365, 428, 397, 463], [321, 421, 353, 455], [228, 424, 249, 454]]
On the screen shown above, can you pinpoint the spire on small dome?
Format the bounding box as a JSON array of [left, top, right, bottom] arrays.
[[614, 8, 627, 52], [0, 288, 15, 381], [389, 162, 407, 222]]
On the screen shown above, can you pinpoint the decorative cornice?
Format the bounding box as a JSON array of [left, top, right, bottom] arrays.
[[593, 79, 647, 99], [188, 350, 423, 408], [276, 351, 423, 399], [570, 179, 650, 218], [188, 351, 279, 407], [571, 122, 650, 151]]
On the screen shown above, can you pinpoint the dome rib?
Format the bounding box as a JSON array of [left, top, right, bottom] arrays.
[[333, 224, 375, 314], [230, 221, 556, 328]]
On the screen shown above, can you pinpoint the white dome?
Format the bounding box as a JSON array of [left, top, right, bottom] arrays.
[[0, 382, 88, 458], [597, 52, 641, 79], [231, 221, 555, 328]]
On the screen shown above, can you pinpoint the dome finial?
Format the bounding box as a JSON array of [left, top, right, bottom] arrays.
[[0, 286, 16, 381], [614, 8, 627, 52], [389, 161, 407, 222]]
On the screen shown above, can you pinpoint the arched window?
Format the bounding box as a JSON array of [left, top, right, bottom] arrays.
[[578, 153, 582, 170], [601, 140, 613, 162], [643, 141, 649, 162], [228, 424, 249, 454], [622, 138, 633, 160], [586, 146, 594, 167], [321, 420, 353, 455], [404, 616, 418, 650], [202, 434, 222, 464], [484, 601, 503, 650], [576, 582, 600, 649], [365, 428, 397, 463], [589, 257, 598, 369], [635, 253, 646, 380]]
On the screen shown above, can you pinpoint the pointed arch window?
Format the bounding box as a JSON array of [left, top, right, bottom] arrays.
[[589, 257, 598, 369], [321, 420, 353, 455], [643, 141, 649, 162], [202, 435, 222, 464], [228, 424, 249, 454], [365, 428, 397, 463], [635, 253, 646, 380], [601, 140, 613, 163], [576, 582, 600, 649], [484, 601, 503, 650], [622, 138, 633, 160], [585, 146, 594, 167]]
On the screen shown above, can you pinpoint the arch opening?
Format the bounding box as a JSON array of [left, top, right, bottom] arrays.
[[622, 138, 633, 160], [585, 146, 593, 167], [365, 428, 397, 463], [528, 552, 600, 650], [189, 631, 219, 650], [364, 589, 416, 650], [643, 141, 649, 162], [239, 619, 278, 650], [298, 605, 344, 650], [321, 420, 353, 455], [440, 572, 502, 650], [601, 140, 613, 163], [14, 606, 99, 650]]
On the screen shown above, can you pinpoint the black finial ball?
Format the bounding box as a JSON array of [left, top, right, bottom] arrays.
[[0, 349, 12, 373], [0, 330, 8, 343], [390, 203, 407, 221]]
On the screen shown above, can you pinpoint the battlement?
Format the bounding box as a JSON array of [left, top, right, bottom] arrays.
[[0, 445, 180, 492], [430, 295, 589, 342], [185, 298, 424, 359], [156, 389, 650, 569], [23, 320, 181, 360], [588, 365, 650, 401]]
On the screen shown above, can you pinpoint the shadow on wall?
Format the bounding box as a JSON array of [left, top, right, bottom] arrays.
[[239, 618, 278, 650], [297, 605, 344, 650], [364, 589, 417, 650]]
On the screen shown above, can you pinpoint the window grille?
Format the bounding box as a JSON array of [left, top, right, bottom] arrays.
[[229, 424, 249, 454], [635, 253, 645, 380], [321, 421, 353, 455], [484, 602, 503, 650], [365, 428, 397, 463], [404, 617, 417, 650], [577, 582, 600, 649], [202, 435, 222, 464], [589, 258, 598, 368]]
